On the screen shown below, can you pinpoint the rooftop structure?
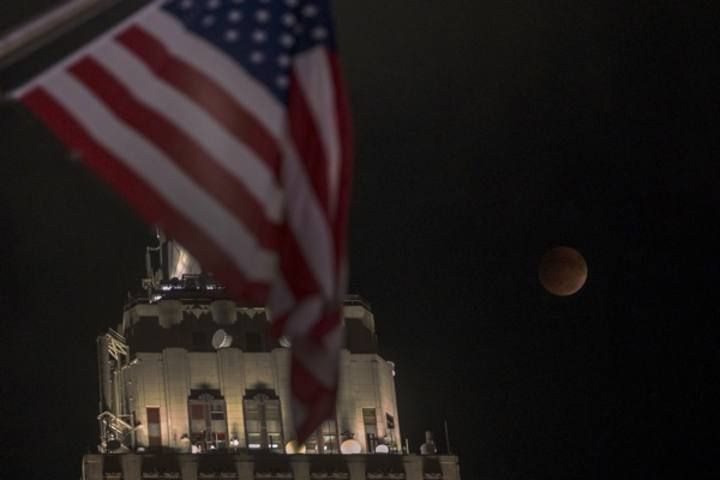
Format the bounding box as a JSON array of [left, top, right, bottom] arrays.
[[83, 241, 461, 480]]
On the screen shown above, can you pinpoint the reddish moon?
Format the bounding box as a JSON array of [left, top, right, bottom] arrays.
[[539, 246, 588, 296]]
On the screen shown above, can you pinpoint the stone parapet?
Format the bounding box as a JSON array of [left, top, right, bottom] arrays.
[[82, 453, 461, 480]]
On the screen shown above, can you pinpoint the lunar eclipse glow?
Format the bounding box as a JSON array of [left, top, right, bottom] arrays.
[[538, 246, 588, 296]]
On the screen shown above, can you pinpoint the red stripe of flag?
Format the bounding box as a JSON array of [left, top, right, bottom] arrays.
[[117, 26, 282, 177], [328, 53, 354, 271], [309, 308, 342, 344], [287, 73, 331, 215], [21, 87, 270, 303], [306, 54, 353, 343], [68, 57, 280, 251], [269, 221, 334, 339], [291, 350, 338, 441], [278, 221, 323, 294]]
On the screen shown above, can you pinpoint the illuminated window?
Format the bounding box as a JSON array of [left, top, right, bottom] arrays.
[[243, 390, 284, 452], [386, 413, 397, 452], [188, 391, 228, 450], [146, 407, 161, 448], [386, 413, 395, 430], [320, 420, 339, 453], [304, 419, 339, 454], [363, 408, 378, 452]]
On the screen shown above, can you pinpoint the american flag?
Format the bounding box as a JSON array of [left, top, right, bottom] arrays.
[[13, 0, 352, 442]]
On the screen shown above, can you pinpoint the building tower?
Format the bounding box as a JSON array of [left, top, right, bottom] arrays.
[[83, 239, 461, 480]]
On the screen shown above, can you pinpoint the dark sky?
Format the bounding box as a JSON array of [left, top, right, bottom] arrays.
[[1, 1, 719, 479]]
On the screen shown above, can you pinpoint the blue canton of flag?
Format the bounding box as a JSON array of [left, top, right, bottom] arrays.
[[164, 0, 338, 101]]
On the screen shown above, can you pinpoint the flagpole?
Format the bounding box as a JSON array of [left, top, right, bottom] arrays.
[[0, 0, 122, 69]]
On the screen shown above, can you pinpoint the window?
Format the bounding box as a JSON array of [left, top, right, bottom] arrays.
[[363, 408, 378, 452], [386, 413, 395, 429], [320, 420, 339, 453], [304, 419, 339, 454], [188, 392, 228, 451], [386, 413, 397, 452], [243, 390, 283, 452], [146, 407, 161, 448]]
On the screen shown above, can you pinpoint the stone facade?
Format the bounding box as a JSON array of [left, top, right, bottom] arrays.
[[87, 272, 461, 480]]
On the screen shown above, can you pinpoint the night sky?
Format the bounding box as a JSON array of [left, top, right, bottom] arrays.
[[1, 1, 719, 479]]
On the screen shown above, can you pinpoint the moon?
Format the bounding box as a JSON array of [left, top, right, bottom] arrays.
[[539, 246, 588, 296]]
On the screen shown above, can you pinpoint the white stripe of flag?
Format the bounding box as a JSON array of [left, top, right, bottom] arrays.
[[43, 71, 278, 282], [14, 0, 353, 444]]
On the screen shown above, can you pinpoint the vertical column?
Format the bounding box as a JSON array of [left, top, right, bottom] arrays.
[[135, 353, 167, 447], [289, 455, 311, 480], [157, 301, 184, 446], [218, 348, 248, 446], [97, 336, 112, 411], [386, 360, 402, 446], [120, 454, 142, 480], [440, 455, 461, 480], [336, 349, 356, 437], [178, 454, 198, 480], [402, 455, 423, 480], [82, 454, 103, 480], [371, 357, 383, 441], [163, 348, 191, 448], [345, 455, 367, 480], [272, 348, 293, 440], [373, 359, 400, 445], [374, 358, 399, 445], [234, 454, 254, 480]]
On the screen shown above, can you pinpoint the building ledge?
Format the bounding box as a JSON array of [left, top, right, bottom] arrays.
[[83, 453, 460, 480]]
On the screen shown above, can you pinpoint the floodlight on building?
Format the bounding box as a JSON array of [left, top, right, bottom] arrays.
[[375, 444, 390, 454], [420, 431, 437, 455], [279, 336, 292, 348], [285, 440, 307, 454], [211, 329, 233, 350], [229, 437, 240, 448], [340, 438, 362, 454]]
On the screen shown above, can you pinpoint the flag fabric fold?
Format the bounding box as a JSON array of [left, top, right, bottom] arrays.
[[13, 0, 352, 443]]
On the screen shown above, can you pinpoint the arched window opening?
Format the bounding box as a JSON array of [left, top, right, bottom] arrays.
[[304, 419, 339, 454], [243, 390, 284, 452], [188, 390, 228, 451]]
